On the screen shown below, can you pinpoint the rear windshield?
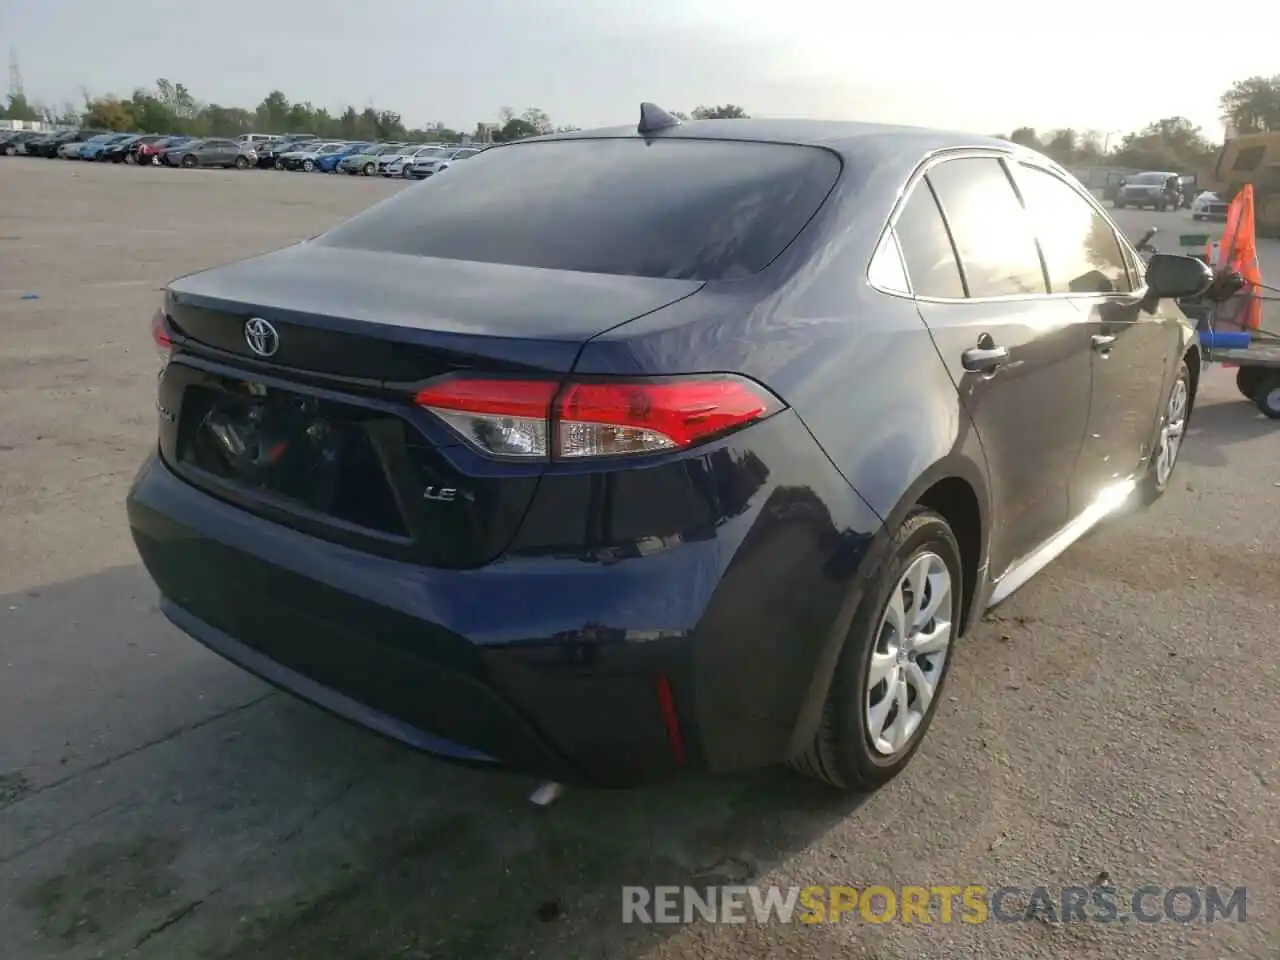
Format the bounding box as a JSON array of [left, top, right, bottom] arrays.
[[318, 137, 842, 281]]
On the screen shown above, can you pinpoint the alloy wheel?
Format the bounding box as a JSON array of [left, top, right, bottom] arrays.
[[1153, 377, 1188, 487], [866, 551, 953, 757]]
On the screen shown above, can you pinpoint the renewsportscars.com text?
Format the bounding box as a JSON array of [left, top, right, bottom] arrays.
[[622, 884, 1247, 925]]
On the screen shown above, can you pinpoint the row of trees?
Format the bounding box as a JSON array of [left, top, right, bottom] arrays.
[[10, 71, 1280, 162], [994, 76, 1280, 173], [994, 117, 1220, 173], [0, 81, 751, 145]]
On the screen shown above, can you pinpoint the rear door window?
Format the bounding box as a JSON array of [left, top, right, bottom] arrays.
[[1014, 164, 1132, 294], [891, 181, 966, 298], [925, 157, 1048, 298], [318, 138, 842, 281]]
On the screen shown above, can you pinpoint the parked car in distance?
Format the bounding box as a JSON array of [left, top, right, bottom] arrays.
[[80, 133, 139, 161], [136, 135, 190, 165], [255, 137, 314, 169], [0, 130, 41, 155], [1112, 171, 1179, 210], [163, 138, 257, 169], [28, 129, 104, 158], [128, 110, 1211, 795], [236, 134, 278, 149], [339, 143, 404, 176], [315, 141, 374, 173], [280, 141, 349, 172], [102, 134, 156, 163], [58, 131, 113, 159], [380, 144, 440, 177], [1190, 190, 1230, 221], [406, 145, 483, 180]]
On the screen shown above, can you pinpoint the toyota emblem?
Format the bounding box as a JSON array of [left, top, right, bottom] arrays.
[[244, 317, 279, 357]]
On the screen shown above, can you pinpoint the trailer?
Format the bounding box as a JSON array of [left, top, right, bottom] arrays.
[[1170, 230, 1280, 419]]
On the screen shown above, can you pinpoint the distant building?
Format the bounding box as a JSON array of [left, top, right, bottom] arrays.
[[474, 122, 500, 143]]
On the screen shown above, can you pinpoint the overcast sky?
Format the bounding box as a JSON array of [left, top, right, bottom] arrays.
[[4, 0, 1273, 138]]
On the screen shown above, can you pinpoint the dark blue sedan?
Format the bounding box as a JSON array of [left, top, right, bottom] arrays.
[[127, 105, 1210, 793]]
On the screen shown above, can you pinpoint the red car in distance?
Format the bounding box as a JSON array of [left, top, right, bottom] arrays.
[[134, 136, 192, 165]]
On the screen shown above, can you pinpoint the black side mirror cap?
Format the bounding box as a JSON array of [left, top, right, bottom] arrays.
[[1145, 253, 1214, 301]]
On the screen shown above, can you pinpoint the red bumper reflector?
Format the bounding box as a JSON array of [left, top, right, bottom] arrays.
[[654, 673, 686, 765]]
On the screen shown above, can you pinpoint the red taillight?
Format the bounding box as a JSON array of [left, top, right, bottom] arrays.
[[152, 309, 173, 373], [414, 374, 783, 460]]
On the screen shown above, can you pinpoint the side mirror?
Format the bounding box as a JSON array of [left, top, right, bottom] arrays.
[[1145, 253, 1213, 300]]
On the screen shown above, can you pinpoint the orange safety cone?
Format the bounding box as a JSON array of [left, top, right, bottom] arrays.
[[1206, 184, 1264, 332]]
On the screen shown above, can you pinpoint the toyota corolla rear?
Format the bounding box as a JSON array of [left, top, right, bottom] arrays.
[[126, 131, 876, 786]]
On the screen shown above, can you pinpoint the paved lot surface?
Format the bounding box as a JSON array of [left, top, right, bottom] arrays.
[[1, 159, 1277, 960]]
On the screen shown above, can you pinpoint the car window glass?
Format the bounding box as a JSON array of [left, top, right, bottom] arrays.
[[892, 181, 965, 298], [320, 138, 842, 281], [925, 157, 1047, 297], [868, 230, 910, 294], [1118, 234, 1147, 290], [1015, 164, 1132, 294]]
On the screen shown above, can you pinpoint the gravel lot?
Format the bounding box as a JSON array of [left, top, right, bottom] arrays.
[[1, 158, 1277, 960]]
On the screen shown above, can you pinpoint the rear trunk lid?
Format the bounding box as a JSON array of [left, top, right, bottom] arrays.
[[159, 242, 703, 569], [166, 241, 702, 377]]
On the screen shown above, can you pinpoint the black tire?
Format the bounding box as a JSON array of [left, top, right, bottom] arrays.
[[1254, 373, 1280, 419], [303, 159, 315, 172], [181, 154, 197, 169], [791, 508, 963, 792], [234, 155, 249, 169], [1236, 366, 1265, 400], [363, 162, 375, 176], [3, 145, 14, 156], [1141, 359, 1192, 503]]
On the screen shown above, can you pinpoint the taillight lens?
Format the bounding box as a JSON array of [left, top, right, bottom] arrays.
[[414, 374, 783, 461], [152, 309, 173, 373]]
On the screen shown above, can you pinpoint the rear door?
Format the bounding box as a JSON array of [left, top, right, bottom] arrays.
[[896, 153, 1094, 577], [1010, 161, 1174, 507], [211, 139, 237, 164]]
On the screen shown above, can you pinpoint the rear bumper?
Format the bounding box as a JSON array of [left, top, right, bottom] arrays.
[[126, 407, 882, 786]]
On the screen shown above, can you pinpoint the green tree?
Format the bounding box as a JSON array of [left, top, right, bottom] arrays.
[[1113, 117, 1216, 171], [3, 92, 41, 122], [1042, 128, 1078, 164], [1006, 127, 1041, 149], [83, 95, 136, 131], [1219, 75, 1280, 133], [691, 104, 748, 119]]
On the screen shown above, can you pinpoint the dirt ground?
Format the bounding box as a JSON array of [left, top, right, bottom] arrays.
[[1, 159, 1277, 960]]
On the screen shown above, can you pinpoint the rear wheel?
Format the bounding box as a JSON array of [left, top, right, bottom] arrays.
[[1254, 373, 1280, 419], [1141, 360, 1191, 502], [792, 508, 961, 792], [234, 155, 249, 169], [3, 145, 14, 156], [181, 154, 197, 169], [363, 162, 375, 176], [303, 159, 315, 172]]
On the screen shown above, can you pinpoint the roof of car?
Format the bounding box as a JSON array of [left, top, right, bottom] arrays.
[[526, 117, 1013, 158]]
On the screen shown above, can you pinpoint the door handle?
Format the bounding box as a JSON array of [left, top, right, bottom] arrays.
[[961, 345, 1010, 373], [1092, 334, 1117, 349]]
